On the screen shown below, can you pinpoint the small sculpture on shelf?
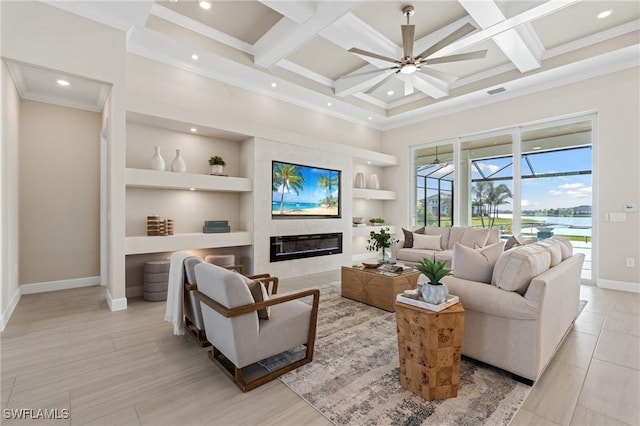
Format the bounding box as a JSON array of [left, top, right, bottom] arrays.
[[147, 215, 174, 236], [209, 156, 226, 175], [150, 147, 165, 171], [171, 149, 187, 173]]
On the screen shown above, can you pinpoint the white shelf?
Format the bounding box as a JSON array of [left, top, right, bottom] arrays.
[[125, 231, 252, 255], [125, 168, 252, 192], [352, 225, 397, 237], [352, 188, 396, 200]]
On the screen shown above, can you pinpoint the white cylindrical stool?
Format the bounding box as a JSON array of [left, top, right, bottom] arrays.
[[204, 254, 235, 267]]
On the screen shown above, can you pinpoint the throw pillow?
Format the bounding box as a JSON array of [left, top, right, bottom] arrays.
[[423, 227, 451, 250], [515, 234, 537, 245], [447, 227, 467, 249], [504, 236, 521, 251], [537, 240, 562, 267], [452, 241, 505, 284], [460, 228, 490, 248], [246, 280, 270, 320], [402, 228, 414, 248], [413, 233, 442, 250], [550, 235, 573, 259], [492, 244, 551, 294]]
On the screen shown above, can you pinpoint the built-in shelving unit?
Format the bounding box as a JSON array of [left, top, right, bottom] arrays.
[[352, 188, 397, 201], [352, 225, 396, 237], [125, 168, 252, 192], [125, 231, 252, 255]]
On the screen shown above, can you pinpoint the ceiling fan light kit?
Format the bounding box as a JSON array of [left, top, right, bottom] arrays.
[[341, 4, 488, 97]]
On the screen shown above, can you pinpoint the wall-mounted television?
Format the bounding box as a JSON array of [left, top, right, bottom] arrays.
[[272, 161, 341, 219]]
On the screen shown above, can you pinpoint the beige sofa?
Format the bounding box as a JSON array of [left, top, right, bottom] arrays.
[[392, 226, 500, 267], [443, 236, 584, 383]]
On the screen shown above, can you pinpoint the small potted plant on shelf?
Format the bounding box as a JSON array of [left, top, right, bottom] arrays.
[[209, 156, 226, 175], [369, 217, 385, 226], [366, 227, 398, 264], [415, 257, 452, 304]]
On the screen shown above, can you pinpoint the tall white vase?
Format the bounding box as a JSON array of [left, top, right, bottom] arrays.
[[171, 149, 186, 173], [150, 146, 165, 171], [354, 172, 365, 189], [369, 174, 380, 190]]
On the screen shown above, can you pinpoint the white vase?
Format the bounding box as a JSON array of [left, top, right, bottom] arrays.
[[369, 174, 380, 190], [421, 282, 449, 305], [150, 146, 165, 171], [354, 172, 365, 189], [171, 149, 186, 173]]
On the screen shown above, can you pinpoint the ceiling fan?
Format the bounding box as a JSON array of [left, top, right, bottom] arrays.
[[339, 5, 488, 96]]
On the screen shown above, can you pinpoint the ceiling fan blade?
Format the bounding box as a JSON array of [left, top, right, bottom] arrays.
[[423, 50, 487, 65], [415, 23, 477, 60], [348, 47, 399, 64], [337, 67, 398, 80], [401, 25, 415, 58], [417, 68, 459, 84], [364, 72, 397, 95]]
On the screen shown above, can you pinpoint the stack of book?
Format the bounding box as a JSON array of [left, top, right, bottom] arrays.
[[203, 220, 230, 233]]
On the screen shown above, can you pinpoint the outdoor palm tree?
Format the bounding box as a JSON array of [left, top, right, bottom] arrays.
[[473, 181, 489, 227], [487, 183, 512, 227], [273, 162, 305, 214]]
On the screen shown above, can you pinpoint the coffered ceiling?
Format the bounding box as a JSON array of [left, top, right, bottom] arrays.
[[21, 1, 640, 129]]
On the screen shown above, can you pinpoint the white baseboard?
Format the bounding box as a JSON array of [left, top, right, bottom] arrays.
[[0, 287, 21, 332], [126, 285, 144, 298], [21, 276, 101, 294], [597, 279, 640, 293], [106, 288, 127, 311]]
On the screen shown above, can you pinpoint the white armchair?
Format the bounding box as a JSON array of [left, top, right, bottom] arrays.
[[194, 262, 319, 392]]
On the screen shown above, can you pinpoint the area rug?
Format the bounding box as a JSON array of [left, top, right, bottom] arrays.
[[261, 283, 534, 426]]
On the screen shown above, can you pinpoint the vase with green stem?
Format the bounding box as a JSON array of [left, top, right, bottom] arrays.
[[366, 227, 398, 264]]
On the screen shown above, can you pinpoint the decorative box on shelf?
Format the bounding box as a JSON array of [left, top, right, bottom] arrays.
[[396, 294, 460, 312]]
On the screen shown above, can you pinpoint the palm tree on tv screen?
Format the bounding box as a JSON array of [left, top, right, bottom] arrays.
[[273, 162, 305, 214], [317, 173, 338, 207]]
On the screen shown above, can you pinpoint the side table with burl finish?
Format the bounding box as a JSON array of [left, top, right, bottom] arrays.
[[395, 300, 465, 401]]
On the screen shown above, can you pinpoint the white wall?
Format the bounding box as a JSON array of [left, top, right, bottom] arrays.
[[382, 67, 640, 290], [1, 60, 21, 330]]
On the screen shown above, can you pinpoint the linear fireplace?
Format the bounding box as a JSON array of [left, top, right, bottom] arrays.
[[270, 233, 343, 262]]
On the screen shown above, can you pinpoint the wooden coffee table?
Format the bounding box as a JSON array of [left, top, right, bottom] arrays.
[[341, 266, 420, 312]]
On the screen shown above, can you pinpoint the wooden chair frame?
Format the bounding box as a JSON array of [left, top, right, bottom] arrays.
[[195, 288, 320, 392]]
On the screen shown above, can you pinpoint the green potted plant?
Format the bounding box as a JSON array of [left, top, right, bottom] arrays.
[[209, 156, 226, 175], [366, 227, 398, 264], [415, 257, 452, 304]]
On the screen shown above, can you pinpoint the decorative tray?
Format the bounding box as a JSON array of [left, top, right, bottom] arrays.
[[362, 261, 381, 268], [396, 294, 460, 312]]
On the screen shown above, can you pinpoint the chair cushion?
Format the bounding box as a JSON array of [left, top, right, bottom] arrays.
[[247, 280, 270, 320], [183, 256, 204, 285], [257, 300, 312, 362], [413, 233, 441, 250], [194, 263, 254, 309], [452, 241, 505, 284]]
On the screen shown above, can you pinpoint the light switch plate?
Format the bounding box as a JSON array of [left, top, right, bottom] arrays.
[[610, 213, 626, 222]]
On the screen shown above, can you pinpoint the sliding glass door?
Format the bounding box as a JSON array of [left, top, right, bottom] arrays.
[[411, 114, 595, 282]]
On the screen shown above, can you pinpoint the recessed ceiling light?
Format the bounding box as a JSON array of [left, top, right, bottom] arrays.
[[190, 127, 197, 132], [327, 102, 332, 107], [191, 54, 198, 60], [199, 0, 212, 10], [368, 116, 373, 120], [597, 10, 612, 19], [367, 161, 372, 164], [386, 90, 394, 96], [56, 79, 70, 86], [271, 82, 277, 88], [189, 188, 196, 191]]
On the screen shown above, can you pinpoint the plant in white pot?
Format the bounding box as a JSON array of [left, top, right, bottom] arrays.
[[415, 257, 452, 304], [366, 227, 398, 264], [209, 156, 226, 175]]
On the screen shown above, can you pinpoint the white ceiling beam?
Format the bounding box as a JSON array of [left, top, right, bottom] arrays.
[[403, 74, 449, 99], [458, 0, 543, 73], [434, 0, 579, 59], [335, 66, 394, 97], [259, 1, 315, 25], [253, 1, 362, 68]]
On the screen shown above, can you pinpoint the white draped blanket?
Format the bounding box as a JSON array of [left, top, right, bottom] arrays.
[[164, 251, 193, 335]]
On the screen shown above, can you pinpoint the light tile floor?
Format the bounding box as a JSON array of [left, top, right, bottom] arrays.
[[511, 285, 640, 426]]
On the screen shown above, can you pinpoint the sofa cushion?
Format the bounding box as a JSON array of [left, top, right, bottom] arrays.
[[447, 227, 467, 249], [537, 240, 562, 267], [452, 241, 505, 283], [413, 233, 442, 250], [396, 248, 452, 265], [423, 227, 450, 250], [550, 235, 573, 259], [460, 228, 490, 248], [402, 228, 414, 248], [492, 244, 551, 294], [516, 234, 538, 245]]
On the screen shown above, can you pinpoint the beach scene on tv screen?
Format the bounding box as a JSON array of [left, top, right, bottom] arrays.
[[272, 161, 340, 216]]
